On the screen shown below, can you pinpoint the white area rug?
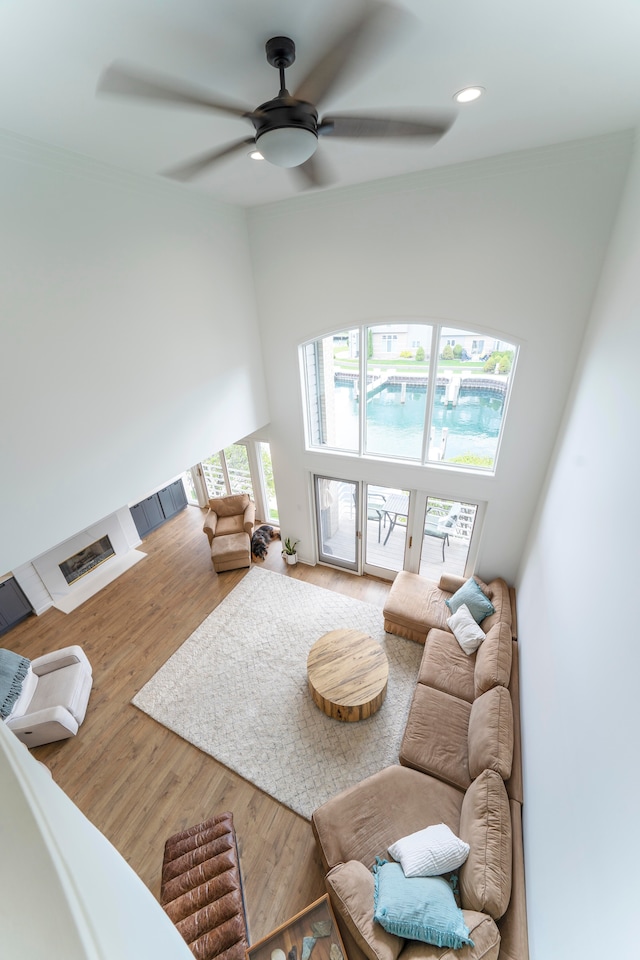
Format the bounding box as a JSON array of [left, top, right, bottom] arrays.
[[133, 566, 421, 820]]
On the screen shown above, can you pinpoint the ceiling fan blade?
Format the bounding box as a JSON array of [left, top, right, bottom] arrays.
[[319, 113, 454, 139], [97, 61, 259, 119], [292, 1, 405, 109], [162, 138, 255, 181], [290, 152, 334, 190]]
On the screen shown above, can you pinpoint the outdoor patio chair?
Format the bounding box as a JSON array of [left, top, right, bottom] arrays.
[[367, 493, 387, 543], [424, 501, 462, 561]]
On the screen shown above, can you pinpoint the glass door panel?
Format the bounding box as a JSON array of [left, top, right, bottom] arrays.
[[419, 496, 478, 579], [201, 452, 226, 498], [315, 476, 358, 570], [259, 442, 279, 522], [200, 444, 254, 500], [182, 469, 199, 505], [364, 485, 410, 576], [224, 444, 253, 498]]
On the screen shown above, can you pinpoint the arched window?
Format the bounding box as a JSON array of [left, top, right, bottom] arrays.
[[301, 322, 517, 471]]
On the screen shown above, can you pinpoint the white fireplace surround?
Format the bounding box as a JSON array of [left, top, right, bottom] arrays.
[[14, 508, 146, 615]]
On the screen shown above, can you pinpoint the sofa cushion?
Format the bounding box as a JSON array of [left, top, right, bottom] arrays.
[[417, 629, 475, 703], [476, 579, 512, 635], [387, 823, 469, 878], [400, 913, 500, 960], [447, 604, 486, 655], [215, 514, 247, 537], [399, 685, 472, 790], [504, 643, 523, 804], [383, 572, 451, 640], [311, 765, 466, 873], [445, 579, 495, 624], [458, 770, 512, 919], [474, 623, 513, 698], [211, 532, 251, 562], [467, 687, 513, 781], [208, 494, 250, 518], [373, 860, 474, 949], [325, 861, 404, 960]]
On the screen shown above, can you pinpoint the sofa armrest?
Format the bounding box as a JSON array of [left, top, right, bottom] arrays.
[[439, 574, 466, 594], [6, 705, 79, 745], [31, 645, 90, 676], [243, 501, 256, 535], [203, 511, 218, 545]]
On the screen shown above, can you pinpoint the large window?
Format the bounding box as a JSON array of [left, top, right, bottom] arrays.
[[302, 330, 359, 452], [302, 323, 517, 471]]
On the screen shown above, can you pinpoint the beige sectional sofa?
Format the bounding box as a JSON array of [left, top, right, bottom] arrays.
[[311, 573, 528, 960]]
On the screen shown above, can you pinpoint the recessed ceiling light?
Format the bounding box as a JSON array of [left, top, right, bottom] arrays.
[[454, 86, 485, 104], [250, 150, 264, 160]]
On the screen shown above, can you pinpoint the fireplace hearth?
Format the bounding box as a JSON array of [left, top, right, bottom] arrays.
[[59, 535, 116, 586]]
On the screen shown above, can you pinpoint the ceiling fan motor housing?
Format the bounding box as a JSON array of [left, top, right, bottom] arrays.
[[253, 36, 319, 167], [253, 97, 318, 167]]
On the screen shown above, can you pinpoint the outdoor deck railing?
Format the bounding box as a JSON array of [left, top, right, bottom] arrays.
[[201, 462, 253, 499]]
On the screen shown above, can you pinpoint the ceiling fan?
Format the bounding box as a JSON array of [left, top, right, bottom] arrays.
[[97, 1, 454, 190]]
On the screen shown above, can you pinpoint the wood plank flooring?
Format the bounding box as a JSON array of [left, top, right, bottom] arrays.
[[7, 505, 391, 943]]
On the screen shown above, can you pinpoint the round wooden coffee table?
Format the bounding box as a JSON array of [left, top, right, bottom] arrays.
[[307, 628, 389, 722]]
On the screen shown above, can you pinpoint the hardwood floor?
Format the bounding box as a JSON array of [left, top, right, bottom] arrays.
[[7, 505, 392, 943]]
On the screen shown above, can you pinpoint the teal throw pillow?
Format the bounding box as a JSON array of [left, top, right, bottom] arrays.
[[445, 577, 495, 624], [372, 859, 473, 950]]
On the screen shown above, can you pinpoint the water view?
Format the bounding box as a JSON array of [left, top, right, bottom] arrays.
[[334, 382, 505, 463]]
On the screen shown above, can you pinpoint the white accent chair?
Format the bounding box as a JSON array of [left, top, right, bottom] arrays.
[[6, 645, 93, 747]]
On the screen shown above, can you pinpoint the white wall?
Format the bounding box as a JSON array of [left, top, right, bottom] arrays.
[[1, 721, 194, 959], [0, 133, 268, 573], [248, 134, 631, 580], [516, 132, 640, 958]]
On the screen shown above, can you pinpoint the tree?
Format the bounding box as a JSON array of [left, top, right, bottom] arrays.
[[453, 343, 463, 359], [415, 346, 425, 362], [441, 344, 454, 361], [450, 453, 494, 468], [367, 328, 373, 359], [483, 351, 512, 374]]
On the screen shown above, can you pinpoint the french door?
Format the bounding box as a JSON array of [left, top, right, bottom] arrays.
[[193, 441, 278, 524], [315, 476, 358, 571], [314, 474, 480, 580]]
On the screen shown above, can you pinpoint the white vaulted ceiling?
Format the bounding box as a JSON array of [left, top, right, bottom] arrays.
[[1, 0, 640, 207]]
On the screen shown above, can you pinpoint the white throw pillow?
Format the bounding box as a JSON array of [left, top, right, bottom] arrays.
[[388, 823, 470, 878], [447, 603, 485, 655]]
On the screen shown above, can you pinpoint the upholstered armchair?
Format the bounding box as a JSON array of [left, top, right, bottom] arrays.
[[203, 493, 256, 572], [4, 645, 93, 747]]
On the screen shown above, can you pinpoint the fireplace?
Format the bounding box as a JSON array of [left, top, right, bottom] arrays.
[[59, 535, 116, 585], [15, 507, 147, 615]]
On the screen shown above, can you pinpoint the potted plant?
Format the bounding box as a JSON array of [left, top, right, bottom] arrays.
[[281, 537, 299, 565]]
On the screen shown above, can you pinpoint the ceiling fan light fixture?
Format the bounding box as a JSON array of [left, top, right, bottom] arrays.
[[454, 86, 484, 104], [250, 150, 265, 160], [256, 126, 318, 168]]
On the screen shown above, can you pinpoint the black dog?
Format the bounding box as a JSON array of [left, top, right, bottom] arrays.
[[251, 524, 281, 561]]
